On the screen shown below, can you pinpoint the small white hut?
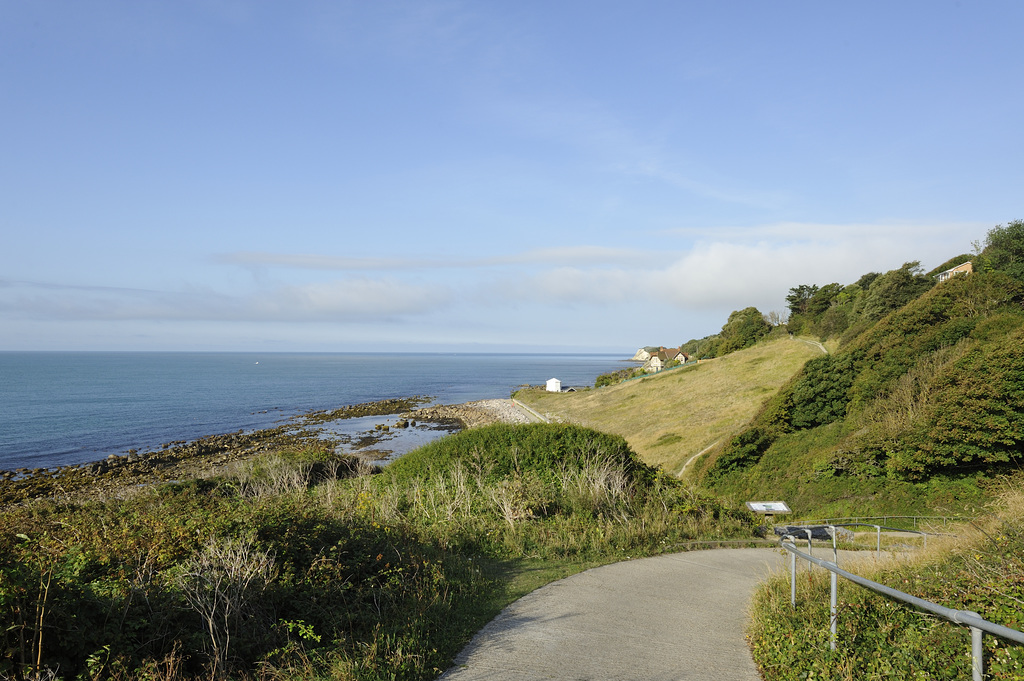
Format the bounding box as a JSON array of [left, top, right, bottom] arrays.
[[546, 378, 562, 393]]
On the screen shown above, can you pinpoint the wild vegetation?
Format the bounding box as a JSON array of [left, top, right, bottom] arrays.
[[679, 306, 777, 360], [727, 221, 1024, 679], [0, 424, 755, 681], [690, 221, 1024, 516], [593, 366, 642, 387], [749, 481, 1024, 680]]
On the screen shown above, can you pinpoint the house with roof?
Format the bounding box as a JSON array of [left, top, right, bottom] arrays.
[[643, 347, 690, 372], [936, 261, 973, 282]]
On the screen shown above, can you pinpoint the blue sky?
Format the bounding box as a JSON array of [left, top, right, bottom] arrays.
[[2, 2, 1021, 353]]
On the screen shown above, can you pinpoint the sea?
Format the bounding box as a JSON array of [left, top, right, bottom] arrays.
[[0, 352, 629, 472]]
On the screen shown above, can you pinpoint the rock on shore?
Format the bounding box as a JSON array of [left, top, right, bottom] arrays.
[[407, 399, 533, 429]]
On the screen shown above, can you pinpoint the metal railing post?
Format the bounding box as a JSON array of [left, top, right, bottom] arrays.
[[830, 570, 838, 651], [969, 611, 983, 681], [790, 548, 797, 609], [874, 524, 881, 559]]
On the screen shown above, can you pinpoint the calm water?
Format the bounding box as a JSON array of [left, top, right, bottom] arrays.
[[0, 352, 627, 471]]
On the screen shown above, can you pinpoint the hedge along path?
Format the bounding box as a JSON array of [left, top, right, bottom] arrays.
[[440, 548, 786, 681]]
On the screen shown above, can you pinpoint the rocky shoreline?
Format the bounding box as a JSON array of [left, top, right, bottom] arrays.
[[0, 397, 535, 507], [405, 398, 533, 429]]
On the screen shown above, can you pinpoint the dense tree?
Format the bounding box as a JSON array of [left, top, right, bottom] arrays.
[[853, 271, 881, 289], [978, 219, 1024, 282], [785, 284, 819, 317], [805, 283, 844, 318], [679, 335, 718, 359], [717, 307, 771, 354], [861, 261, 934, 320]]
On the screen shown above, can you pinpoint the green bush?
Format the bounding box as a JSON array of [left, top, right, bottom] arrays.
[[594, 367, 641, 387], [707, 427, 776, 477], [788, 353, 861, 429], [384, 423, 656, 490], [979, 219, 1024, 283], [718, 307, 772, 354]]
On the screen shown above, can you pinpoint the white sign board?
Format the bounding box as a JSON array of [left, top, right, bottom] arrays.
[[745, 501, 791, 514]]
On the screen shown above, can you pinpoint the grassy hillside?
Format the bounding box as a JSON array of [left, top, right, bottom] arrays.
[[515, 336, 823, 475], [693, 269, 1024, 516]]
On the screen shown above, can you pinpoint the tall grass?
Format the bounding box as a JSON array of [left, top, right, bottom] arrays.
[[0, 425, 759, 681]]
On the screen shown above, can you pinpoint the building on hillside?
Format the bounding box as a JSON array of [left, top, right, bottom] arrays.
[[936, 261, 973, 282], [643, 347, 689, 373], [546, 378, 562, 393]]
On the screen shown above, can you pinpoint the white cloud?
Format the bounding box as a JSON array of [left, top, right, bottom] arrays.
[[0, 277, 451, 323], [252, 278, 450, 319], [666, 220, 983, 254], [216, 245, 657, 271], [1, 220, 980, 344], [509, 267, 637, 306], [490, 220, 981, 314], [215, 252, 426, 271]]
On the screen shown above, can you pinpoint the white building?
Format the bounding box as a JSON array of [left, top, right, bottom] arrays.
[[546, 378, 562, 393], [937, 261, 973, 282]]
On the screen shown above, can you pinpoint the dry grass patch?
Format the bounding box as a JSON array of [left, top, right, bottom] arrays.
[[517, 338, 822, 475]]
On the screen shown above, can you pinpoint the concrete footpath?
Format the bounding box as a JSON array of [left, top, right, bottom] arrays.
[[439, 548, 786, 681]]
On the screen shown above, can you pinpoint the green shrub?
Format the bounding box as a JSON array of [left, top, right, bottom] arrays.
[[384, 423, 656, 490], [708, 427, 776, 477], [788, 353, 861, 429], [594, 367, 641, 387]]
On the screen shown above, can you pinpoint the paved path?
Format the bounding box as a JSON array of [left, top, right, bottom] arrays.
[[439, 548, 786, 681], [510, 398, 550, 423]]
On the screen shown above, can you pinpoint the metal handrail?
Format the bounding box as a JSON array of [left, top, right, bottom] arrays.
[[791, 515, 968, 530], [775, 522, 938, 557], [831, 521, 939, 555], [781, 535, 1024, 681]]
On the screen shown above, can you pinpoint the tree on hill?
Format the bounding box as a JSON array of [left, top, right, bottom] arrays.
[[860, 261, 934, 320], [977, 219, 1024, 282], [679, 308, 773, 359], [679, 334, 718, 359], [717, 307, 771, 354], [787, 262, 938, 341], [785, 284, 819, 317]]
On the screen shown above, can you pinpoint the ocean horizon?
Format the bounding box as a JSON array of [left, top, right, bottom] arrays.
[[0, 351, 630, 472]]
